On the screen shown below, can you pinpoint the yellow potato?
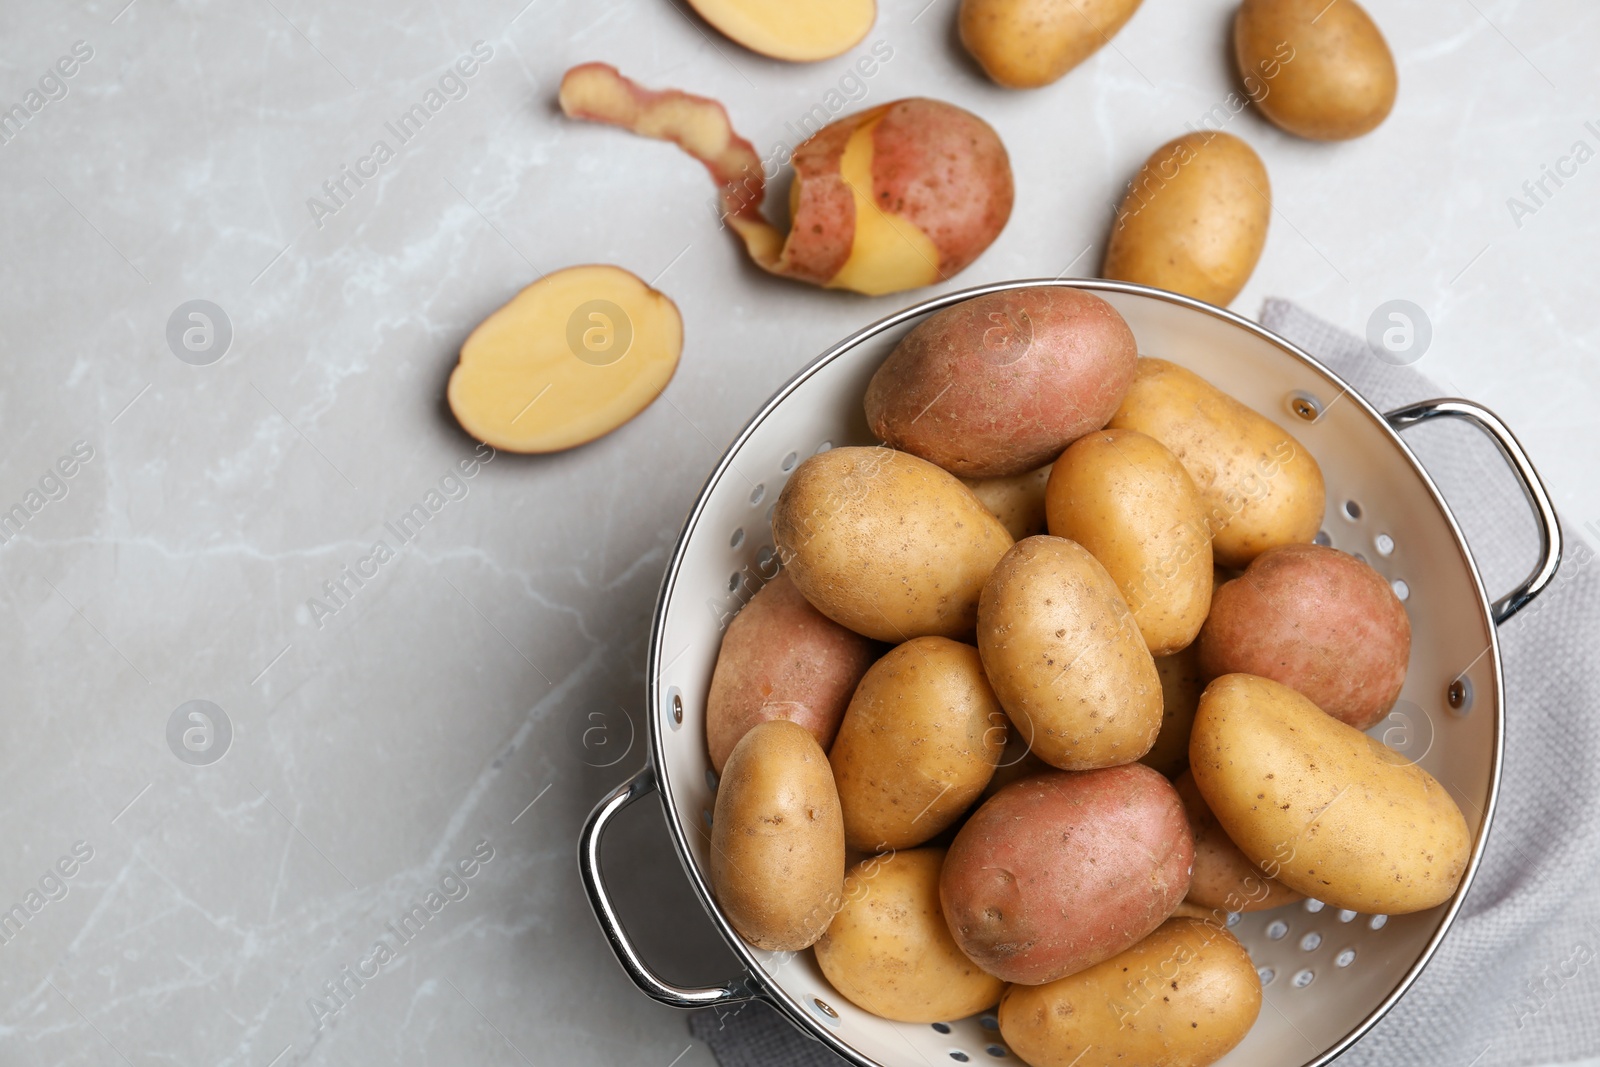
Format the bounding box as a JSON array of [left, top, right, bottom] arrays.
[[1102, 131, 1270, 307], [1175, 770, 1302, 913], [815, 848, 1003, 1022], [447, 264, 681, 453], [1236, 0, 1397, 141], [1190, 674, 1472, 914], [976, 536, 1161, 770], [830, 637, 1006, 851], [710, 720, 845, 950], [1139, 642, 1204, 778], [1109, 358, 1325, 569], [772, 446, 1014, 641], [959, 0, 1145, 89], [1046, 429, 1212, 655], [960, 464, 1052, 541], [998, 917, 1261, 1067]]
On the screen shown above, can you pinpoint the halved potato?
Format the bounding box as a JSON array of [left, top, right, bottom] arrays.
[[447, 264, 681, 453], [688, 0, 875, 62]]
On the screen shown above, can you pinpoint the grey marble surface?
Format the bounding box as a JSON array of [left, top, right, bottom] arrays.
[[0, 1, 1597, 1065]]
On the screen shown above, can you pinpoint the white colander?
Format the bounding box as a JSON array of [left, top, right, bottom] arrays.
[[579, 280, 1562, 1067]]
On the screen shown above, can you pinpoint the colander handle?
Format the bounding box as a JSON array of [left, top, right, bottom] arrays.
[[578, 766, 759, 1009], [1385, 397, 1563, 625]]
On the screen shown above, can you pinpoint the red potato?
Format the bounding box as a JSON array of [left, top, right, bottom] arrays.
[[1198, 543, 1410, 730], [706, 573, 879, 774], [940, 765, 1192, 985], [559, 64, 1012, 296], [865, 288, 1139, 478]]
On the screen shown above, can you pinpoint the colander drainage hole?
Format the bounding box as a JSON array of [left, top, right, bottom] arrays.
[[950, 1053, 970, 1063], [705, 769, 719, 793], [728, 572, 742, 593], [1338, 910, 1358, 923], [1343, 499, 1362, 520], [1392, 579, 1410, 601], [1314, 529, 1332, 546], [1292, 969, 1316, 988], [730, 528, 745, 549], [815, 440, 834, 454], [1300, 932, 1322, 951], [979, 1014, 999, 1031], [1258, 967, 1276, 985], [1303, 899, 1325, 913], [782, 451, 799, 472], [1369, 914, 1389, 930], [986, 1046, 1007, 1058], [749, 484, 766, 506], [1375, 533, 1395, 555], [1266, 920, 1289, 941], [1336, 948, 1357, 968], [931, 1023, 952, 1035]]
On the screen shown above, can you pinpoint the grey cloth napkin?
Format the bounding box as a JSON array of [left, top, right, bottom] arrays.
[[687, 299, 1600, 1067]]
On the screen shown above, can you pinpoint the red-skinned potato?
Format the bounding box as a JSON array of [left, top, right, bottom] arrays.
[[559, 64, 1012, 296], [706, 572, 878, 774], [1198, 543, 1410, 730], [940, 765, 1192, 985], [865, 288, 1138, 478]]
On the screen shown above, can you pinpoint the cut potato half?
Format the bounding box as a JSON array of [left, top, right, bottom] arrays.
[[447, 265, 682, 453], [687, 0, 876, 62]]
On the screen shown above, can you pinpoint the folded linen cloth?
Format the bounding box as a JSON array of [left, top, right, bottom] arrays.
[[687, 298, 1600, 1067]]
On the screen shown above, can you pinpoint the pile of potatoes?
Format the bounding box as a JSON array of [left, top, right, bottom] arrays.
[[704, 286, 1471, 1067]]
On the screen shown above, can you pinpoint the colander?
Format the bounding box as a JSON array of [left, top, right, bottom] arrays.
[[578, 279, 1562, 1067]]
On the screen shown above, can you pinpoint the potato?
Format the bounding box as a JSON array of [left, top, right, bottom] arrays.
[[1109, 358, 1325, 569], [960, 464, 1052, 541], [1139, 642, 1204, 778], [1101, 131, 1270, 307], [687, 0, 875, 62], [830, 637, 1006, 851], [710, 720, 846, 950], [1046, 429, 1212, 655], [772, 446, 1013, 641], [1199, 543, 1409, 731], [561, 65, 1012, 295], [1175, 770, 1302, 913], [447, 265, 681, 453], [981, 730, 1052, 802], [706, 572, 879, 773], [976, 536, 1161, 770], [959, 0, 1145, 89], [1190, 674, 1472, 914], [865, 287, 1138, 478], [1236, 0, 1397, 141], [815, 848, 1004, 1021], [998, 917, 1261, 1067], [941, 766, 1192, 984]]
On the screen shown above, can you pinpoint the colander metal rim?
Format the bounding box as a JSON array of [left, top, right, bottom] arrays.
[[644, 278, 1505, 1067]]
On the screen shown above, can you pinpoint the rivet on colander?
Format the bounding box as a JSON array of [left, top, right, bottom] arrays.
[[671, 691, 684, 727], [1289, 393, 1322, 421], [1448, 678, 1473, 714], [812, 998, 838, 1020], [1292, 969, 1316, 988]]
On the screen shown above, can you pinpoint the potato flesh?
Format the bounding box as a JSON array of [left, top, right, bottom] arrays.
[[687, 0, 876, 63], [827, 115, 942, 295], [446, 265, 681, 453]]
